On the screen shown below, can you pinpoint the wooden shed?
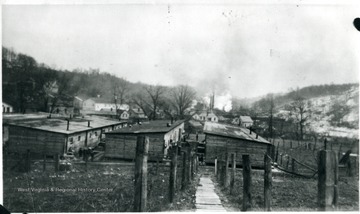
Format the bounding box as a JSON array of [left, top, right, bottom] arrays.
[[104, 120, 185, 161], [203, 121, 273, 168], [3, 114, 126, 156]]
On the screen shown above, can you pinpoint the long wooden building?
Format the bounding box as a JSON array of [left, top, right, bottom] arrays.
[[105, 120, 185, 161], [3, 113, 126, 155], [203, 121, 273, 168]]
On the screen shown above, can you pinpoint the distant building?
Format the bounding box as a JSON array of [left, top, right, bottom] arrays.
[[105, 120, 185, 161], [192, 113, 200, 120], [232, 116, 254, 128], [83, 97, 129, 112], [203, 121, 273, 167], [199, 111, 208, 121], [129, 107, 148, 122], [2, 102, 13, 113], [206, 112, 218, 122], [47, 94, 75, 117], [3, 114, 127, 155], [119, 110, 130, 120]]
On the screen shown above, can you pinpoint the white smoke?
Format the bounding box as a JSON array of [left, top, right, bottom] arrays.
[[203, 91, 232, 112]]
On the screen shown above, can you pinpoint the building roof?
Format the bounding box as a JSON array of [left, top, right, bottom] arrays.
[[203, 121, 270, 144], [3, 114, 126, 135], [106, 120, 184, 135], [240, 116, 253, 123], [207, 112, 218, 118], [86, 97, 112, 104]]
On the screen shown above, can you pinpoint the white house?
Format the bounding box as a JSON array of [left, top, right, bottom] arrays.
[[83, 97, 129, 112], [2, 102, 13, 113], [119, 110, 130, 120], [192, 113, 200, 120], [239, 116, 253, 128], [206, 112, 218, 123]]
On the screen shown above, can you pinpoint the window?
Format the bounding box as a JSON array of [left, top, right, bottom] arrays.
[[95, 132, 98, 137], [69, 137, 73, 144], [78, 136, 81, 141], [89, 133, 92, 138]]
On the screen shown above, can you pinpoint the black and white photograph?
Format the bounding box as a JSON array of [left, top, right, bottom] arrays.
[[1, 0, 359, 212]]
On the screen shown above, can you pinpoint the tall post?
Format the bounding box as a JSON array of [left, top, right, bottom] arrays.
[[317, 150, 338, 211], [85, 151, 88, 172], [187, 146, 192, 183], [264, 154, 272, 211], [223, 152, 230, 188], [242, 155, 252, 211], [169, 146, 178, 203], [286, 155, 290, 169], [215, 157, 218, 176], [133, 136, 149, 212], [181, 151, 187, 190], [230, 153, 236, 195], [43, 154, 46, 172], [54, 153, 59, 173], [280, 154, 283, 166], [291, 158, 296, 173], [26, 149, 31, 172], [191, 153, 195, 180]]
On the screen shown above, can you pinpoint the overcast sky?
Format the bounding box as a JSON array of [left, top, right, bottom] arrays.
[[2, 1, 359, 99]]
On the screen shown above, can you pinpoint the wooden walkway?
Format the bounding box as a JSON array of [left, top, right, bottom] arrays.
[[195, 175, 226, 212]]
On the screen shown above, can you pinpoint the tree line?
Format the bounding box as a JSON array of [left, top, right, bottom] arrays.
[[2, 47, 197, 119]]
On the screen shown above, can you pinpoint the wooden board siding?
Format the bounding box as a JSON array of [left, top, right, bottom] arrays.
[[7, 126, 65, 154], [104, 123, 184, 161], [105, 133, 164, 161], [205, 134, 272, 168]]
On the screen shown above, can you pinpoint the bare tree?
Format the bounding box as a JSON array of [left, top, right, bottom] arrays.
[[132, 92, 150, 117], [144, 85, 165, 120], [171, 85, 196, 119], [290, 92, 310, 141]]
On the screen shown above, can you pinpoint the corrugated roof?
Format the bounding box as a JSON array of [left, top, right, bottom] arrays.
[[203, 121, 270, 144], [3, 114, 125, 135], [106, 120, 184, 134], [240, 116, 253, 123]]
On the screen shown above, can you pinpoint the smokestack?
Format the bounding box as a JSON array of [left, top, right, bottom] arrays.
[[88, 121, 90, 127], [171, 116, 174, 124], [256, 134, 258, 139], [196, 133, 198, 141], [250, 128, 252, 135], [66, 119, 70, 131]]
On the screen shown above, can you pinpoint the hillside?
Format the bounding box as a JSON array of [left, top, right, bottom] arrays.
[[305, 85, 359, 138]]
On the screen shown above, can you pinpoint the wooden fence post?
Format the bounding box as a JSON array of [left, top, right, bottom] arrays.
[[223, 153, 230, 188], [169, 146, 178, 203], [187, 146, 192, 184], [133, 136, 149, 212], [191, 153, 195, 180], [54, 153, 59, 173], [181, 151, 187, 190], [291, 158, 296, 173], [286, 155, 290, 169], [43, 154, 46, 172], [230, 153, 236, 195], [317, 150, 338, 211], [264, 154, 272, 211], [215, 157, 218, 176], [242, 155, 252, 211], [25, 149, 31, 172]]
